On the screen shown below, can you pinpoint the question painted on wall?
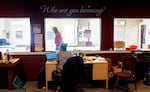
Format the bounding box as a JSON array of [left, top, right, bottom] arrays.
[[40, 5, 106, 16]]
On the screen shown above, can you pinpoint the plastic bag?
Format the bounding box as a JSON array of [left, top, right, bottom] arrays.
[[12, 75, 25, 89]]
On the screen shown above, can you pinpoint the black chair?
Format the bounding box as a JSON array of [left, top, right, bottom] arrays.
[[61, 56, 86, 92]]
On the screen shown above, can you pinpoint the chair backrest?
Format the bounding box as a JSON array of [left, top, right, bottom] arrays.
[[62, 56, 85, 84], [121, 54, 137, 73]]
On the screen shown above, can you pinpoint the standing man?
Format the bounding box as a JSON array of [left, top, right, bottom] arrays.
[[53, 27, 63, 50]]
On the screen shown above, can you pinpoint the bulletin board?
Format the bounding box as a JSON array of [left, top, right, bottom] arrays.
[[33, 24, 44, 51]]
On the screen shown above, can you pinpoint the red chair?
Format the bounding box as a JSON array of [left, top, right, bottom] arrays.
[[114, 54, 137, 92]]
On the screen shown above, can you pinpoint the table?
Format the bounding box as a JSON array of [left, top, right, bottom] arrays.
[[0, 58, 21, 90], [45, 56, 108, 92]]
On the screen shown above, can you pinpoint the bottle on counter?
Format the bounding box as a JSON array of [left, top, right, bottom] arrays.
[[6, 49, 10, 61], [2, 49, 10, 63], [2, 53, 8, 63]]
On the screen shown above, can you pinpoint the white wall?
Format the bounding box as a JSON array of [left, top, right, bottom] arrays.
[[125, 20, 139, 47], [114, 19, 141, 49]]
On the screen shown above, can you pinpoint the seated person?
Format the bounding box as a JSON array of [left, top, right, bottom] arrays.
[[56, 43, 73, 71], [55, 43, 73, 92]]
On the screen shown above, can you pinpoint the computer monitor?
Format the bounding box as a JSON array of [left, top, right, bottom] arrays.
[[46, 51, 56, 60]]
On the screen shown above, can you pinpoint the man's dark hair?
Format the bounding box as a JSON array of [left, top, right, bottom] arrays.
[[53, 27, 58, 33]]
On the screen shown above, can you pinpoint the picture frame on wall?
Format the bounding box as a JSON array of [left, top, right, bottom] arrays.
[[33, 24, 41, 33]]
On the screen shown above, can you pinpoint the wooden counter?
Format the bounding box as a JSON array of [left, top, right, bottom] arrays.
[[9, 50, 131, 56], [0, 58, 21, 90]]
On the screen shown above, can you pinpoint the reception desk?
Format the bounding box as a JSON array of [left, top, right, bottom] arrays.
[[45, 56, 108, 92]]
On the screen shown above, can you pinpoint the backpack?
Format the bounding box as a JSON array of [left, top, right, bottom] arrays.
[[38, 66, 46, 88]]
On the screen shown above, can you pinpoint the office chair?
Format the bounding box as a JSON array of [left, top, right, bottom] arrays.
[[61, 56, 86, 92], [114, 54, 137, 92]]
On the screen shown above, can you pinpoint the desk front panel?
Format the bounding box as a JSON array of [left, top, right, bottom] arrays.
[[46, 61, 57, 81], [46, 64, 56, 81], [93, 63, 108, 80], [46, 60, 108, 81]]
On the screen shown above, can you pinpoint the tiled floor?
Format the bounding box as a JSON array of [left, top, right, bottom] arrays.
[[0, 80, 150, 92]]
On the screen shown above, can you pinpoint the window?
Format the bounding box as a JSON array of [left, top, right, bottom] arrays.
[[45, 18, 101, 51], [114, 18, 150, 50], [0, 18, 31, 53]]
